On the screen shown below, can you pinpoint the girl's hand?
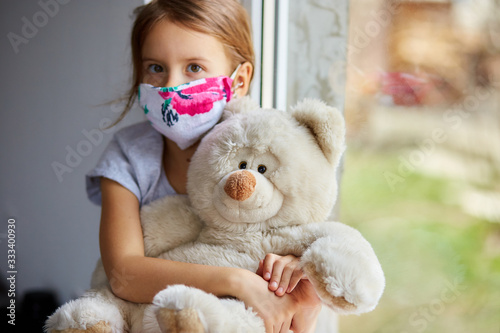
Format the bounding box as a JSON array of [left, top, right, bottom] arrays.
[[235, 268, 322, 333], [257, 254, 306, 296], [234, 269, 304, 333], [289, 279, 322, 333]]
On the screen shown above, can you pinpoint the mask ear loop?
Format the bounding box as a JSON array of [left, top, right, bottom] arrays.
[[230, 63, 242, 80], [231, 81, 244, 99], [230, 63, 244, 98]]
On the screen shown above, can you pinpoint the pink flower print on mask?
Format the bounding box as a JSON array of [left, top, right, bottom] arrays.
[[158, 76, 233, 117]]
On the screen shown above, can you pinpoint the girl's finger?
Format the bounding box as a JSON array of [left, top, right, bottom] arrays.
[[286, 269, 305, 293], [269, 257, 289, 291], [276, 264, 295, 296], [265, 321, 273, 333], [279, 319, 293, 333], [263, 253, 279, 281]]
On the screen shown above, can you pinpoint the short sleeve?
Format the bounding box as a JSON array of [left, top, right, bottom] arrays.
[[86, 136, 141, 205], [85, 121, 171, 206]]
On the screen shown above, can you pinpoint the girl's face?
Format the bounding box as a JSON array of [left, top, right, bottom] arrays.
[[141, 20, 233, 87]]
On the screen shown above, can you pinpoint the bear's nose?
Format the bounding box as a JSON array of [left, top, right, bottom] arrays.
[[224, 170, 256, 201]]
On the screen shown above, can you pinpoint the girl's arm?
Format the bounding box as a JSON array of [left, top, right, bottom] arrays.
[[99, 177, 243, 303]]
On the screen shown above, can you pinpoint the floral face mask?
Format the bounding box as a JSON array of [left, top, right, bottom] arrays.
[[138, 65, 241, 150]]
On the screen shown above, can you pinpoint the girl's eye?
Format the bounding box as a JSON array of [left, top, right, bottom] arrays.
[[187, 64, 202, 73], [258, 165, 267, 174], [148, 64, 164, 74], [238, 161, 247, 169]]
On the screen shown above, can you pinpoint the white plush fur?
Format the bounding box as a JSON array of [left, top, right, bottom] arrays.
[[45, 97, 384, 332], [44, 288, 131, 332], [143, 285, 264, 333]]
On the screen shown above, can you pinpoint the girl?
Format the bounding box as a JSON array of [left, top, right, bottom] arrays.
[[87, 1, 321, 332]]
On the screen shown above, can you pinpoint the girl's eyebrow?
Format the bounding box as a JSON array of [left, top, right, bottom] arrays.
[[141, 57, 211, 63], [142, 57, 160, 62], [185, 57, 211, 63]]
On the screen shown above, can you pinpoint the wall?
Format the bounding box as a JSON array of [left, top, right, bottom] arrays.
[[286, 0, 349, 111], [0, 0, 144, 305]]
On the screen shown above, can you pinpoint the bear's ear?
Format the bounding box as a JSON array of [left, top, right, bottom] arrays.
[[222, 96, 260, 120], [291, 98, 346, 166]]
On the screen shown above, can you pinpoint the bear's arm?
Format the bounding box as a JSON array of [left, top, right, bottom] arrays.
[[264, 221, 376, 258], [140, 195, 203, 258], [265, 222, 385, 315]]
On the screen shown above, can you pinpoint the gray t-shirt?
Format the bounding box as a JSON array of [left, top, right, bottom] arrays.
[[86, 121, 177, 207]]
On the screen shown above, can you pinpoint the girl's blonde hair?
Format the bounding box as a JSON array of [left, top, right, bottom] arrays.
[[115, 0, 255, 125]]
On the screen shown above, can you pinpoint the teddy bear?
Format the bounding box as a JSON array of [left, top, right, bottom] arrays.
[[45, 96, 385, 333]]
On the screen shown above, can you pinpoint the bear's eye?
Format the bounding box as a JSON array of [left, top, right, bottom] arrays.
[[238, 161, 247, 169], [258, 165, 267, 174]]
